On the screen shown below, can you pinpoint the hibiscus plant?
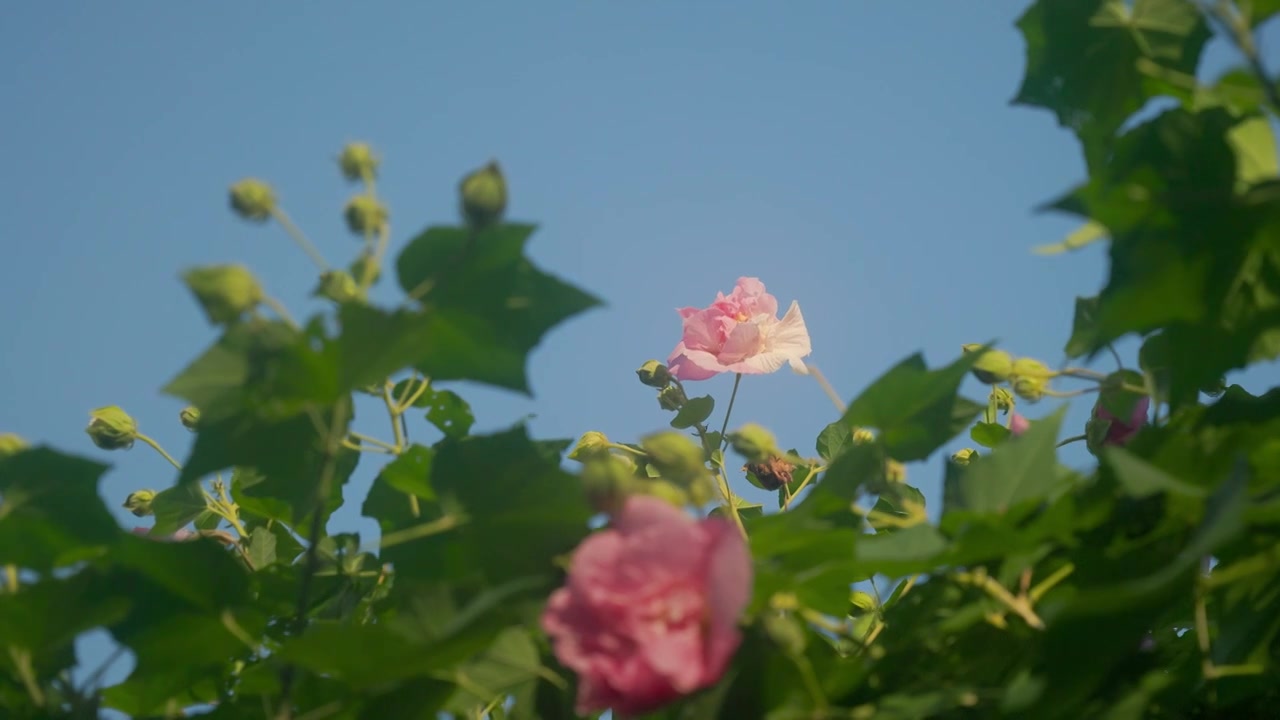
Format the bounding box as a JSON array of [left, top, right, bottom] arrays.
[[4, 1, 1280, 719]]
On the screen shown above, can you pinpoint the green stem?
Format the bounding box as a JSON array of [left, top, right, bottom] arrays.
[[1043, 386, 1101, 398], [1209, 0, 1280, 114], [1105, 342, 1124, 370], [214, 482, 249, 539], [691, 422, 746, 538], [262, 295, 299, 329], [270, 208, 329, 272], [382, 383, 407, 453], [349, 431, 398, 452], [783, 466, 818, 510], [377, 514, 462, 550], [1060, 367, 1107, 381], [9, 647, 44, 707], [804, 361, 848, 413], [717, 373, 742, 451], [137, 433, 182, 471], [3, 565, 17, 592], [1056, 434, 1087, 448], [1028, 562, 1074, 604]]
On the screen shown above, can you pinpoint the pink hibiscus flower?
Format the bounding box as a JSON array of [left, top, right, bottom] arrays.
[[667, 277, 812, 381], [541, 495, 753, 717]]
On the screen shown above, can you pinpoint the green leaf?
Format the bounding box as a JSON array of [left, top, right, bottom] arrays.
[[246, 525, 277, 569], [1247, 0, 1280, 27], [391, 224, 602, 393], [0, 447, 120, 570], [1064, 295, 1102, 358], [671, 395, 715, 430], [0, 571, 130, 680], [710, 496, 764, 523], [837, 351, 984, 462], [815, 421, 851, 462], [1013, 0, 1211, 162], [423, 388, 475, 439], [1033, 219, 1108, 256], [443, 627, 542, 713], [854, 525, 949, 577], [1105, 447, 1208, 498], [970, 422, 1011, 449], [377, 444, 436, 501], [364, 425, 591, 587], [149, 481, 208, 536], [951, 406, 1068, 515]]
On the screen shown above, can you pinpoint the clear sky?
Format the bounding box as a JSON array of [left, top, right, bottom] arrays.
[[3, 1, 1278, 711]]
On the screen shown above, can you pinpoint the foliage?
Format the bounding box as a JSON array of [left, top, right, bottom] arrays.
[[3, 1, 1280, 718]]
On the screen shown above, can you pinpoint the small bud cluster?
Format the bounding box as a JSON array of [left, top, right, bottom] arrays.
[[567, 430, 716, 514]]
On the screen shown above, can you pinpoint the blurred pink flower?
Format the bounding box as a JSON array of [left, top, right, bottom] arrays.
[[131, 527, 196, 542], [1009, 413, 1030, 436], [667, 277, 811, 381], [541, 495, 752, 717], [1093, 395, 1150, 446]]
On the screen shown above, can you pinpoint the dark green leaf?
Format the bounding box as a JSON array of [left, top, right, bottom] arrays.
[[1013, 0, 1211, 163], [149, 481, 208, 536], [1064, 295, 1102, 358], [671, 395, 715, 430], [970, 422, 1011, 449], [1105, 447, 1207, 499], [246, 525, 277, 569], [837, 351, 984, 462], [815, 421, 851, 462], [0, 447, 120, 570], [951, 405, 1068, 515], [378, 444, 436, 501], [423, 388, 475, 439]]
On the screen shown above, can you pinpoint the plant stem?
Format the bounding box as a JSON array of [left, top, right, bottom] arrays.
[[271, 208, 329, 272], [3, 564, 17, 592], [717, 373, 742, 450], [137, 433, 182, 471], [783, 465, 818, 510], [262, 295, 299, 329], [804, 361, 847, 413], [377, 514, 463, 551], [349, 432, 398, 452], [1028, 563, 1074, 603], [1209, 0, 1280, 113], [953, 569, 1045, 630], [382, 383, 407, 453], [1056, 434, 1087, 448]]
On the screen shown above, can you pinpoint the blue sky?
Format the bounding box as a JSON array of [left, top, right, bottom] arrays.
[[3, 0, 1278, 711]]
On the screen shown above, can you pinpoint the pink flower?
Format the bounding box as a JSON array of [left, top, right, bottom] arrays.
[[1092, 395, 1150, 446], [667, 277, 812, 381], [541, 495, 753, 717], [1009, 413, 1030, 436]]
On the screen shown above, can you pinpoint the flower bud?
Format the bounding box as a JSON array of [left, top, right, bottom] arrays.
[[1011, 357, 1057, 380], [950, 448, 977, 465], [849, 590, 877, 614], [992, 386, 1015, 412], [86, 406, 138, 450], [657, 384, 687, 411], [641, 431, 707, 481], [635, 360, 672, 388], [1090, 394, 1150, 448], [122, 489, 157, 517], [726, 423, 781, 464], [0, 433, 29, 458], [314, 270, 360, 303], [344, 195, 389, 237], [762, 612, 807, 655], [459, 161, 507, 229], [568, 431, 612, 462], [1009, 412, 1030, 436], [743, 456, 795, 491], [580, 454, 637, 515], [962, 344, 1014, 384], [338, 142, 380, 182], [1013, 376, 1046, 403], [228, 178, 276, 222], [179, 406, 200, 432], [884, 459, 906, 484], [182, 264, 264, 325], [852, 428, 876, 445]]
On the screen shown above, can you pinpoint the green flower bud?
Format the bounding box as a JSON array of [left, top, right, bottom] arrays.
[[0, 433, 29, 458], [1011, 357, 1057, 380], [86, 406, 138, 450], [338, 142, 380, 182], [657, 384, 687, 411], [568, 431, 612, 462], [179, 406, 200, 432], [228, 178, 276, 222], [885, 459, 906, 484], [992, 386, 1015, 412], [459, 161, 507, 229], [762, 612, 807, 655], [182, 264, 264, 325], [122, 489, 157, 517], [314, 270, 360, 303], [1013, 376, 1047, 403], [634, 477, 697, 508], [726, 423, 780, 464], [962, 344, 1014, 384], [849, 590, 877, 614], [950, 448, 978, 465], [852, 428, 876, 445], [636, 360, 672, 388], [344, 195, 388, 237], [580, 454, 637, 515], [642, 431, 705, 477]]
